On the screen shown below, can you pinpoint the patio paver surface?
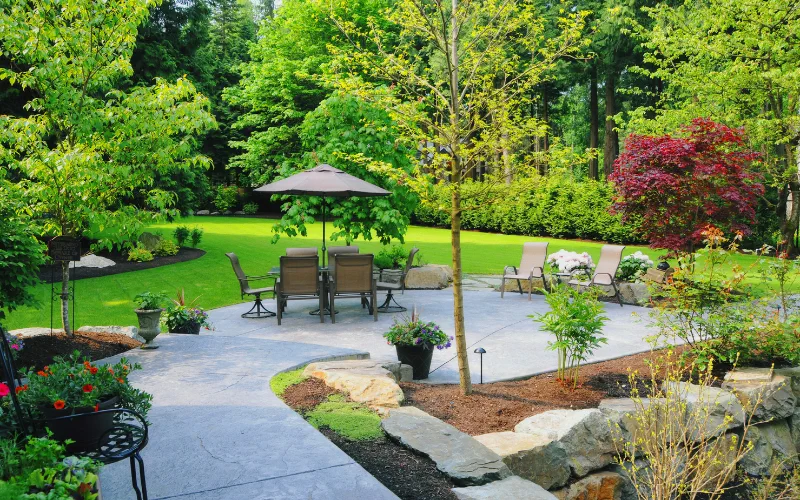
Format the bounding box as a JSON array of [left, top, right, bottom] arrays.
[[98, 335, 398, 500], [208, 287, 659, 384]]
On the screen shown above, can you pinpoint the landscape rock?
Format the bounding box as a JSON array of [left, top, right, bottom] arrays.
[[379, 361, 414, 383], [664, 381, 745, 435], [234, 211, 245, 215], [474, 431, 570, 489], [210, 211, 220, 215], [723, 368, 796, 421], [137, 232, 162, 251], [196, 210, 210, 215], [740, 419, 797, 476], [9, 327, 63, 338], [73, 254, 115, 269], [552, 471, 631, 500], [302, 359, 404, 408], [775, 367, 800, 398], [222, 210, 233, 215], [405, 265, 451, 289], [76, 325, 145, 344], [789, 409, 800, 453], [514, 409, 616, 477], [382, 406, 511, 486], [452, 476, 556, 500]]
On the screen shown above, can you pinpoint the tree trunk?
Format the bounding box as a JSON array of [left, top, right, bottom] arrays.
[[589, 65, 599, 179], [61, 261, 73, 336], [603, 74, 619, 177], [542, 86, 549, 153], [502, 133, 511, 185], [780, 140, 800, 254]]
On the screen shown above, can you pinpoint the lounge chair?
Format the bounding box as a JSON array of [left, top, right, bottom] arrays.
[[568, 244, 625, 307], [226, 252, 276, 318], [275, 255, 324, 325], [500, 242, 549, 300], [376, 247, 419, 313], [329, 253, 378, 323], [286, 247, 318, 257]]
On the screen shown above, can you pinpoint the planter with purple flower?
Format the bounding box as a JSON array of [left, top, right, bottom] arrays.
[[163, 289, 213, 335], [383, 308, 452, 380]]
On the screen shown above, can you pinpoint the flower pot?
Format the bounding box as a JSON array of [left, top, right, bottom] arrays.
[[172, 321, 201, 335], [135, 308, 163, 349], [395, 344, 435, 380], [42, 396, 119, 452]]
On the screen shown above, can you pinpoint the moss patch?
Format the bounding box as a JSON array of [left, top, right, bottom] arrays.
[[306, 394, 383, 441], [270, 367, 307, 397]]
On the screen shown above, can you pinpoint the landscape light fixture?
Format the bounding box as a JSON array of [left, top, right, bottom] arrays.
[[474, 347, 487, 384]]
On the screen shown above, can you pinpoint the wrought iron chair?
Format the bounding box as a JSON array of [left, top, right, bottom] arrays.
[[500, 242, 549, 300], [376, 247, 419, 313], [568, 244, 626, 307], [329, 254, 378, 323], [226, 252, 276, 318]]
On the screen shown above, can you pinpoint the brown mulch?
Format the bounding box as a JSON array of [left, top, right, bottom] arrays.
[[401, 349, 694, 436], [14, 331, 141, 371], [281, 377, 336, 411]]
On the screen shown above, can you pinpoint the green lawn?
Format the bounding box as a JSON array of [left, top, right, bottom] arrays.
[[3, 216, 784, 329]]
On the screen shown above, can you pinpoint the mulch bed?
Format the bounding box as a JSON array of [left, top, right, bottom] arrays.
[[37, 247, 205, 283], [282, 377, 337, 411], [14, 331, 141, 371]]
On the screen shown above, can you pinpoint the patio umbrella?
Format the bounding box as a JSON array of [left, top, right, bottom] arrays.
[[255, 164, 390, 266]]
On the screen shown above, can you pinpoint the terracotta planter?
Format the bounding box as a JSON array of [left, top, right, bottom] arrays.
[[42, 396, 119, 452], [135, 308, 163, 348], [395, 344, 435, 380]]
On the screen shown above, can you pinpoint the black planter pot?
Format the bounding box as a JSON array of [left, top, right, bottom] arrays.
[[42, 395, 119, 452], [395, 344, 435, 380], [172, 321, 201, 335]]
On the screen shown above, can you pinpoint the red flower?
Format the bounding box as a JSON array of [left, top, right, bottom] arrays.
[[83, 361, 91, 369], [0, 383, 8, 397], [108, 368, 115, 374], [78, 483, 92, 495], [82, 384, 94, 393], [43, 365, 49, 372], [53, 400, 66, 410], [90, 367, 98, 375], [36, 370, 48, 377], [93, 404, 99, 412], [117, 377, 125, 384], [15, 384, 28, 394]]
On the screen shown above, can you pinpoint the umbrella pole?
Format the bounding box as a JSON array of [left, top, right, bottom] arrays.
[[322, 198, 327, 267]]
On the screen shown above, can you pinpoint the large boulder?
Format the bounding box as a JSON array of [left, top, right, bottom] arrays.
[[405, 265, 452, 289], [474, 431, 570, 489], [452, 476, 557, 500], [599, 397, 669, 446], [740, 419, 797, 476], [663, 381, 745, 436], [789, 409, 800, 453], [514, 409, 616, 478], [382, 406, 511, 486], [302, 359, 404, 408], [552, 471, 633, 500], [723, 368, 796, 422], [137, 231, 162, 251]]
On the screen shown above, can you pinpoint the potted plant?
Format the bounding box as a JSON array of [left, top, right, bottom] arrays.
[[133, 292, 166, 349], [383, 308, 452, 379], [16, 351, 152, 452], [163, 289, 213, 335]]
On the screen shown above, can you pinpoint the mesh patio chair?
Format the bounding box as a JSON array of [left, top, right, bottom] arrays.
[[568, 244, 626, 307], [376, 247, 418, 313], [226, 252, 276, 318], [327, 245, 359, 264], [329, 253, 377, 323], [275, 255, 323, 325], [500, 242, 549, 300], [286, 247, 319, 257]]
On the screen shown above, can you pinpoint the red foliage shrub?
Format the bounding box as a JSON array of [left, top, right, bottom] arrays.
[[610, 118, 764, 253]]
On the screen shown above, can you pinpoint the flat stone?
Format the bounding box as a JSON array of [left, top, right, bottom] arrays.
[[76, 325, 144, 344], [514, 409, 616, 477], [9, 327, 63, 338], [452, 476, 556, 500], [664, 381, 745, 435], [382, 406, 511, 486], [210, 211, 220, 215], [303, 359, 404, 408], [741, 419, 797, 476], [474, 431, 569, 489], [405, 265, 451, 289], [599, 397, 672, 445], [73, 254, 115, 269], [552, 471, 631, 500], [195, 210, 210, 215], [723, 368, 796, 421]]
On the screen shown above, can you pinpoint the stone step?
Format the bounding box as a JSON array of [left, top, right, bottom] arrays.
[[452, 476, 557, 500], [382, 406, 511, 486]]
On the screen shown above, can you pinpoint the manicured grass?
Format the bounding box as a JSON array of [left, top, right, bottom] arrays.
[[305, 394, 383, 441], [4, 216, 788, 329], [270, 367, 308, 397]]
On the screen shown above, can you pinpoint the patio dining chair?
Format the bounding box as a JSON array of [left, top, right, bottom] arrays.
[[275, 255, 324, 325], [286, 247, 318, 257], [568, 244, 625, 307], [376, 247, 418, 313], [500, 242, 549, 300], [226, 252, 276, 318], [329, 253, 378, 323], [327, 245, 359, 264]]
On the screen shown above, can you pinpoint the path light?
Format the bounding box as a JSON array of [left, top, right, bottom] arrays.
[[474, 347, 487, 384]]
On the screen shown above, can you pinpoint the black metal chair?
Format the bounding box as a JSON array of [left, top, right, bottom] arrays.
[[226, 252, 277, 318]]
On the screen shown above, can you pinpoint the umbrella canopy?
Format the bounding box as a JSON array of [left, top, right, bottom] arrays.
[[254, 164, 389, 197]]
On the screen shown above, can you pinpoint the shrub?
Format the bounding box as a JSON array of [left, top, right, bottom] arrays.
[[242, 202, 258, 215], [153, 238, 179, 257], [532, 285, 607, 388], [374, 244, 409, 270], [213, 185, 239, 212], [127, 245, 153, 262], [190, 227, 204, 247], [617, 251, 654, 282], [547, 249, 594, 275], [306, 394, 383, 440], [173, 225, 190, 247]]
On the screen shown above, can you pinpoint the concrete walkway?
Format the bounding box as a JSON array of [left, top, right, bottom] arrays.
[[98, 335, 398, 500], [208, 287, 659, 384]]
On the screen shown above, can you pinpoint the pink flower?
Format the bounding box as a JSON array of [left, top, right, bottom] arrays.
[[10, 344, 19, 351], [0, 383, 9, 397]]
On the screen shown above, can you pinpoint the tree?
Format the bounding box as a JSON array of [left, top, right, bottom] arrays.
[[331, 0, 588, 394], [610, 118, 764, 253], [627, 0, 800, 252], [0, 0, 216, 335]]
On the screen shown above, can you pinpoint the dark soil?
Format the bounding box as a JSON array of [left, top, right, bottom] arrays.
[[14, 331, 141, 371], [282, 377, 336, 411], [37, 247, 205, 283]]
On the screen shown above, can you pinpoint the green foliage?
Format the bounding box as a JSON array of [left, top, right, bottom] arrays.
[[616, 251, 654, 282], [242, 203, 259, 215], [173, 226, 191, 247], [133, 292, 167, 311], [533, 285, 608, 388], [270, 368, 307, 397], [374, 245, 410, 270], [305, 394, 383, 441], [153, 239, 179, 257], [163, 289, 212, 332], [213, 186, 239, 212], [190, 226, 204, 247], [127, 245, 154, 263]]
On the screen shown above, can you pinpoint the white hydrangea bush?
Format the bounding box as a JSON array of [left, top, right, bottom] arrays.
[[546, 250, 595, 274], [616, 251, 654, 282]]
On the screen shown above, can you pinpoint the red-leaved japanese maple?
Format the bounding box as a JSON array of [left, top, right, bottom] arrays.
[[610, 118, 764, 253]]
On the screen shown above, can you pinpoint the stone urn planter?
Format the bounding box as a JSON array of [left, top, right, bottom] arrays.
[[395, 344, 435, 380], [134, 308, 163, 349]]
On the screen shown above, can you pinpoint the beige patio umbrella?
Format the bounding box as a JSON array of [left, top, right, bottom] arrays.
[[255, 164, 390, 266]]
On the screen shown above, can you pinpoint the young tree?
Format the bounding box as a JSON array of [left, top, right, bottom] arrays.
[[330, 0, 588, 394], [610, 119, 764, 253], [0, 0, 216, 335]]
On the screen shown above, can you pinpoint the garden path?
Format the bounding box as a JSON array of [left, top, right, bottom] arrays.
[[98, 335, 397, 500]]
